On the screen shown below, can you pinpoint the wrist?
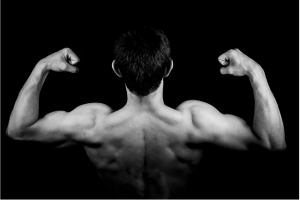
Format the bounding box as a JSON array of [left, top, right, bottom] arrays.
[[35, 61, 50, 74], [247, 64, 265, 80], [247, 64, 270, 92]]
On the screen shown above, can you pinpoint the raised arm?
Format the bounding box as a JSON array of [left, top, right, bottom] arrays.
[[218, 49, 285, 149], [182, 49, 286, 150], [6, 48, 104, 146]]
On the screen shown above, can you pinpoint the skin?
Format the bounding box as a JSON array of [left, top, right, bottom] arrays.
[[7, 48, 286, 198]]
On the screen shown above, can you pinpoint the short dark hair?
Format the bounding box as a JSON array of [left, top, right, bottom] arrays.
[[114, 26, 171, 96]]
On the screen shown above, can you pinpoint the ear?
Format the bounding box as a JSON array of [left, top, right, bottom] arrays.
[[112, 60, 122, 78], [164, 59, 173, 77]]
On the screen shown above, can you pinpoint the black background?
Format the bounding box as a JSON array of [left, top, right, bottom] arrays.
[[2, 1, 299, 199]]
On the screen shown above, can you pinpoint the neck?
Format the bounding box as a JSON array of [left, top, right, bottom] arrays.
[[125, 80, 165, 110]]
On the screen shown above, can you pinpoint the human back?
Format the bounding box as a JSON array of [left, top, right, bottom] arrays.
[[6, 23, 286, 199], [83, 101, 204, 198]]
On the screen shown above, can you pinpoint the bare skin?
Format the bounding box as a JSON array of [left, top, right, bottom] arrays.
[[7, 48, 286, 198]]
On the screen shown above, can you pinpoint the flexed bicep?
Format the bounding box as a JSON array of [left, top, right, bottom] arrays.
[[18, 108, 97, 148], [191, 105, 265, 150], [18, 103, 111, 147]]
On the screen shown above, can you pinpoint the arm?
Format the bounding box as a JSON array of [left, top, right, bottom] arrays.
[[249, 61, 285, 149], [218, 49, 285, 149], [6, 48, 97, 146], [185, 49, 285, 150]]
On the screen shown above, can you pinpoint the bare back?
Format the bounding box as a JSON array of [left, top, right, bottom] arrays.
[[83, 104, 203, 198], [7, 47, 285, 199]]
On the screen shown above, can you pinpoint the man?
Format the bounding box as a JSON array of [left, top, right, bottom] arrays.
[[7, 26, 286, 198]]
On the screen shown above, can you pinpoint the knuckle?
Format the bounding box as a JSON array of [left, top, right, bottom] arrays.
[[228, 49, 235, 55], [232, 49, 238, 54], [62, 48, 70, 55]]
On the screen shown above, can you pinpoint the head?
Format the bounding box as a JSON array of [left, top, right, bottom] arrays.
[[113, 26, 173, 97]]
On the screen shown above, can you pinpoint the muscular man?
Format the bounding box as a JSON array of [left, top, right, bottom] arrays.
[[7, 26, 286, 198]]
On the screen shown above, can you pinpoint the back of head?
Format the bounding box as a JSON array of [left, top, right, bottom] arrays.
[[114, 26, 171, 97]]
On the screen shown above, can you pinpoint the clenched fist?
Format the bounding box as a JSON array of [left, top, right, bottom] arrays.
[[38, 48, 80, 73], [218, 49, 259, 76]]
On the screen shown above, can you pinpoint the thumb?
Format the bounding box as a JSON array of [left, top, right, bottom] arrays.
[[66, 64, 79, 73], [220, 67, 233, 75], [220, 67, 228, 74]]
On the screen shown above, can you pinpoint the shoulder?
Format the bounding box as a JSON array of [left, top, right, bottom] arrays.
[[71, 103, 113, 115], [64, 103, 113, 129], [177, 100, 226, 131], [177, 100, 219, 114], [177, 100, 245, 128]]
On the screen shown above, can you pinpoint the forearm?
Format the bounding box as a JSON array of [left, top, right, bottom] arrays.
[[7, 62, 49, 137], [249, 65, 285, 149]]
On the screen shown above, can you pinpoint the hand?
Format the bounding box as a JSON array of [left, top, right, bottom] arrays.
[[218, 49, 258, 76], [39, 48, 80, 73]]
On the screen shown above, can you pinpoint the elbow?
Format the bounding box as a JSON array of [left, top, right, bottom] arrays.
[[271, 130, 287, 151], [265, 139, 286, 151], [280, 142, 287, 150], [6, 127, 13, 138], [6, 128, 24, 140], [257, 128, 286, 151], [272, 140, 287, 151]]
